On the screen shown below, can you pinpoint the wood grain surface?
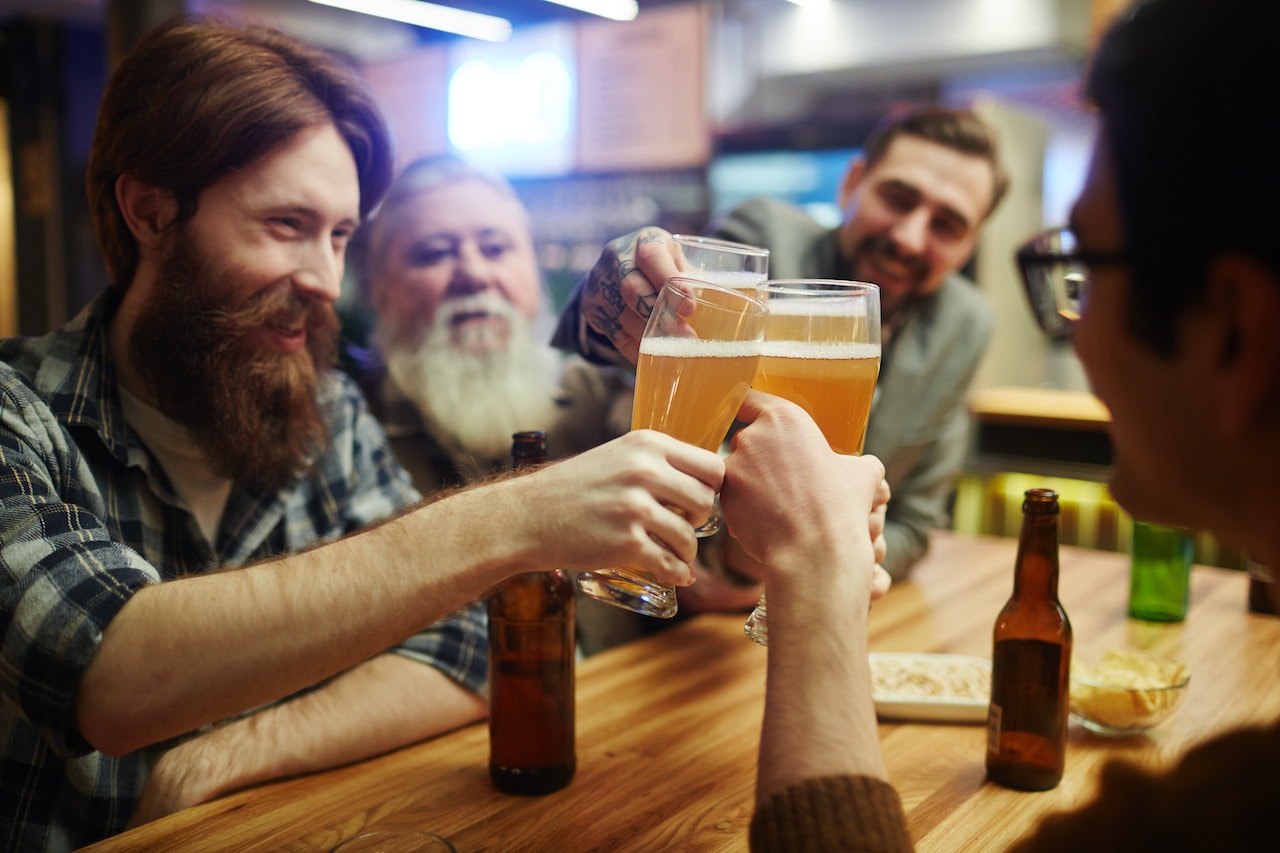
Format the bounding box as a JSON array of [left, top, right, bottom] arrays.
[[80, 531, 1280, 852]]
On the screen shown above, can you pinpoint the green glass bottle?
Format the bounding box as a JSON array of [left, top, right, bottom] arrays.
[[1128, 521, 1194, 622]]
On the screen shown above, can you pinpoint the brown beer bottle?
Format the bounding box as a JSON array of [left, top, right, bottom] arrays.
[[487, 431, 577, 794], [986, 488, 1072, 791], [1248, 560, 1280, 616]]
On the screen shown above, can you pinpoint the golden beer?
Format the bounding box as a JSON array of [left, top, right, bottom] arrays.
[[634, 336, 760, 451], [753, 295, 881, 455], [745, 279, 880, 646], [578, 275, 766, 620], [752, 341, 881, 455]]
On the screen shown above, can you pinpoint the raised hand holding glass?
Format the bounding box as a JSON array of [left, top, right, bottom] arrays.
[[576, 277, 767, 618], [743, 280, 881, 645]]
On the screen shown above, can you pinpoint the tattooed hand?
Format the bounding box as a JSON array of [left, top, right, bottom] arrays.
[[579, 227, 683, 366]]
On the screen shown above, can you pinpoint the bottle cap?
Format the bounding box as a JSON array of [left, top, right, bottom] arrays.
[[1023, 488, 1060, 514]]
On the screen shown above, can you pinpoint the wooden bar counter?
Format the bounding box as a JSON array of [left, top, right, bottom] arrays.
[[80, 531, 1280, 852]]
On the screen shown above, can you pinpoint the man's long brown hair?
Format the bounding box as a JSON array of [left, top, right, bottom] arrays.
[[86, 15, 394, 289]]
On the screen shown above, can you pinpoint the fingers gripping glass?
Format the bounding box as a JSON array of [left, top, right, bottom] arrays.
[[1016, 226, 1126, 340], [671, 234, 769, 535]]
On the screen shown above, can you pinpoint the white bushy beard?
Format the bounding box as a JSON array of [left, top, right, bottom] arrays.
[[385, 292, 562, 462]]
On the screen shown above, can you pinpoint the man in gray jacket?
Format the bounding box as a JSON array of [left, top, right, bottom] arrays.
[[553, 107, 1008, 579]]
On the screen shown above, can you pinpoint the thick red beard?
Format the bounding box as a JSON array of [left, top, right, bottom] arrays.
[[128, 227, 339, 491]]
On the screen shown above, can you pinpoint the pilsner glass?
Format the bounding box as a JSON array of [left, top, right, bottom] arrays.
[[577, 277, 767, 618], [671, 234, 769, 535], [743, 280, 881, 645]]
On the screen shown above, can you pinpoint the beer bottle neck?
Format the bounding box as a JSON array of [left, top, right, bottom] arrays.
[[512, 431, 548, 469], [1012, 514, 1060, 600]]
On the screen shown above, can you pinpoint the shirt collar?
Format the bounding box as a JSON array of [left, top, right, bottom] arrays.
[[36, 289, 142, 469]]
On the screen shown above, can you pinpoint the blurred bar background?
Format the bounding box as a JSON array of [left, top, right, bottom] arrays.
[[9, 0, 1235, 566]]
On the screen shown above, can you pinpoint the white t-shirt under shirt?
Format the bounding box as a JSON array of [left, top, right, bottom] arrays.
[[117, 386, 232, 545]]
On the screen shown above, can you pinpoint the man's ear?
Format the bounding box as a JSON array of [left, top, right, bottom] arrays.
[[836, 157, 868, 210], [1205, 253, 1280, 434], [115, 174, 177, 249]]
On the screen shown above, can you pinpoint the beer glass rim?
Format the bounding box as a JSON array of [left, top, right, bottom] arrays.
[[671, 233, 770, 259], [756, 279, 880, 298], [665, 275, 769, 316]]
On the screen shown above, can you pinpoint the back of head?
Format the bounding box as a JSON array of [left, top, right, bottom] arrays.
[[1087, 0, 1280, 354], [862, 105, 1010, 218], [86, 15, 394, 289]]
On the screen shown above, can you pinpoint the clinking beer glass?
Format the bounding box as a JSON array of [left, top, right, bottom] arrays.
[[672, 234, 769, 536], [576, 276, 767, 619], [744, 280, 882, 645]]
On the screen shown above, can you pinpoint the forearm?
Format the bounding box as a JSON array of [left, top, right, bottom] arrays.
[[75, 485, 522, 756], [134, 655, 484, 824], [76, 427, 715, 755], [756, 544, 887, 802], [259, 654, 487, 772]]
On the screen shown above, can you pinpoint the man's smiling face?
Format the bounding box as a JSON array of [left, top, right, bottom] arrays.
[[836, 135, 996, 325]]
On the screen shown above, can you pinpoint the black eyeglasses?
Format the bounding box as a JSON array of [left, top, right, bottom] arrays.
[[1016, 226, 1128, 340]]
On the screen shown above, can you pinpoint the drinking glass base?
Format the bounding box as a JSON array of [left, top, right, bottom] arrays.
[[693, 496, 722, 538], [577, 569, 678, 618], [744, 600, 768, 646]]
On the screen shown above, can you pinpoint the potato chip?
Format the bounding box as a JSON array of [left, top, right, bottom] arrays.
[[1069, 647, 1189, 731]]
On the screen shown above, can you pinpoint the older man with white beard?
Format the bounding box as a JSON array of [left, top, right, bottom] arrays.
[[356, 155, 762, 653], [382, 289, 574, 473]]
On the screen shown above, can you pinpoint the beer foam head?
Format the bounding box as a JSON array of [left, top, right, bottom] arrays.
[[761, 339, 881, 360], [640, 336, 761, 358]]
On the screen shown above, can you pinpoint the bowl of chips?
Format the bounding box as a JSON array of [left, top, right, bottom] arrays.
[[1069, 646, 1190, 735]]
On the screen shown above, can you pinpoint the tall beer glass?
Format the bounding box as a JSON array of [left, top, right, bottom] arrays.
[[671, 234, 768, 535], [577, 277, 767, 618], [744, 280, 881, 645]]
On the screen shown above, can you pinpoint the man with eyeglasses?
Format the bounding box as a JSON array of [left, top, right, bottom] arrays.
[[1017, 227, 1119, 340], [720, 0, 1280, 849]]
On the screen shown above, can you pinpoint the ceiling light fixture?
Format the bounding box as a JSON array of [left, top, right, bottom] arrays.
[[307, 0, 513, 42], [543, 0, 639, 21]]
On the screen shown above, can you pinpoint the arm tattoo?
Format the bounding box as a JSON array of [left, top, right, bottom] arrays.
[[589, 254, 626, 321], [635, 290, 656, 320], [587, 306, 624, 343], [625, 228, 668, 318]]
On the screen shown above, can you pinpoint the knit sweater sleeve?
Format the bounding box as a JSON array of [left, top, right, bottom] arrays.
[[749, 775, 914, 853]]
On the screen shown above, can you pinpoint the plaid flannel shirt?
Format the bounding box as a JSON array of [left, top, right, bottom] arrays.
[[0, 292, 487, 852]]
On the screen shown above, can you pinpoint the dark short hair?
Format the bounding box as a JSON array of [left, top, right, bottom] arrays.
[[86, 16, 394, 288], [1087, 0, 1280, 355], [862, 106, 1010, 220]]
